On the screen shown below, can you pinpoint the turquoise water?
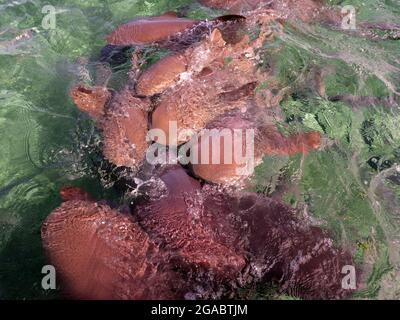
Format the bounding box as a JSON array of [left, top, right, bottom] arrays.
[[0, 0, 399, 299]]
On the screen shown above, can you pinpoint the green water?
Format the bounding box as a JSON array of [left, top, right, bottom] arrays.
[[0, 0, 399, 299]]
